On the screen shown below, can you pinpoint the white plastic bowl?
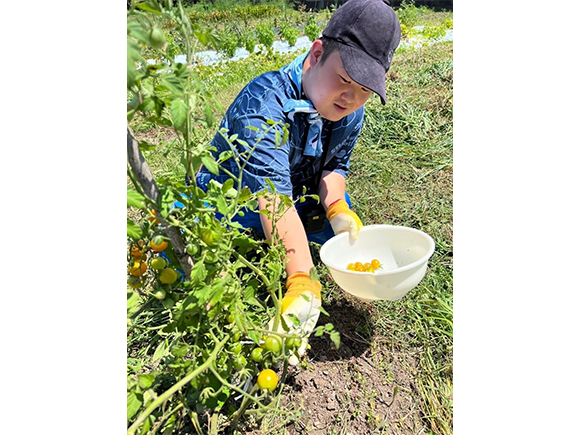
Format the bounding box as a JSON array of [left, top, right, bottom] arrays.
[[320, 224, 435, 302]]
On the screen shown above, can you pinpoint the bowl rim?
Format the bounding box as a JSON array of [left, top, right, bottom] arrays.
[[320, 224, 436, 276]]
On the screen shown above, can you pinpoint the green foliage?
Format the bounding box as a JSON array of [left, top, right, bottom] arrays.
[[256, 22, 275, 48], [240, 28, 258, 53], [217, 27, 239, 58], [304, 17, 321, 42], [280, 23, 300, 47], [395, 0, 424, 28]]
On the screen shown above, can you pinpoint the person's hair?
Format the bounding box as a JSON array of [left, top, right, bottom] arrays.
[[319, 36, 341, 65]]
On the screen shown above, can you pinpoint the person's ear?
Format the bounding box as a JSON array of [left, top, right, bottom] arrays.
[[308, 39, 324, 67]]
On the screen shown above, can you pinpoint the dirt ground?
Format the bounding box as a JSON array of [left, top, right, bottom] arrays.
[[242, 283, 427, 435]]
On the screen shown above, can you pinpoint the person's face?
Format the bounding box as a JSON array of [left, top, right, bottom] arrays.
[[303, 45, 372, 122]]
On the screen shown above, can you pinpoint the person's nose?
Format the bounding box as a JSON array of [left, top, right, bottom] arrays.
[[341, 88, 355, 104]]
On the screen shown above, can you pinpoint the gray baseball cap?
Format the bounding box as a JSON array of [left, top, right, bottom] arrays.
[[322, 0, 401, 105]]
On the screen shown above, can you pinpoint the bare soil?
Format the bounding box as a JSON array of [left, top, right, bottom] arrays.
[[242, 284, 427, 435]]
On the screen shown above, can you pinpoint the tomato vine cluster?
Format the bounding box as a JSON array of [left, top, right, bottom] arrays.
[[127, 222, 179, 302]]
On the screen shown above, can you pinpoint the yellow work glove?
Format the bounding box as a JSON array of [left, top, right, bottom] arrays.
[[326, 199, 363, 240], [268, 272, 322, 365]]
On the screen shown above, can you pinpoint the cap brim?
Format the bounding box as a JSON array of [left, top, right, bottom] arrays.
[[339, 44, 387, 105]]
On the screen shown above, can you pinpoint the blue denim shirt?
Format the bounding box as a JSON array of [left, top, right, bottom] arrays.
[[196, 52, 364, 199]]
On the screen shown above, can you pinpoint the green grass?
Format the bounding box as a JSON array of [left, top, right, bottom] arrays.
[[130, 4, 453, 433], [347, 40, 453, 434]]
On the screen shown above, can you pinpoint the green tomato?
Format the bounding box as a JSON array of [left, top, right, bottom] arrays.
[[150, 257, 167, 270], [233, 355, 247, 371], [186, 243, 199, 256], [149, 27, 165, 49], [251, 347, 263, 362], [285, 336, 301, 350], [264, 335, 282, 354], [200, 228, 215, 246], [231, 342, 242, 355], [152, 288, 166, 300]]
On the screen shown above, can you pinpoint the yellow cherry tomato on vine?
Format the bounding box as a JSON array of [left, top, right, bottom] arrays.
[[200, 228, 215, 246], [129, 261, 147, 277], [371, 259, 381, 270], [257, 369, 278, 391], [130, 241, 146, 258], [159, 268, 178, 284], [148, 209, 160, 224], [346, 263, 356, 271], [150, 236, 168, 252]]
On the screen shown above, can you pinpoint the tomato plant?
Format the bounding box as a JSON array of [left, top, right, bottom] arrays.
[[126, 2, 339, 433]]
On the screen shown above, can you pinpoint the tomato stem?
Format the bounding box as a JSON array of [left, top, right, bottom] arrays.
[[127, 334, 229, 435], [231, 250, 271, 288]]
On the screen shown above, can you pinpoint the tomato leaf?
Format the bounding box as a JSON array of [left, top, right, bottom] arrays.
[[157, 187, 175, 218], [127, 188, 146, 209], [127, 21, 150, 46], [221, 178, 234, 193], [171, 343, 188, 358], [152, 339, 170, 362], [160, 74, 184, 97], [330, 331, 341, 349], [318, 305, 329, 317], [127, 290, 141, 317], [201, 154, 219, 175], [127, 391, 143, 421], [190, 261, 208, 285], [170, 98, 188, 133], [135, 1, 162, 14], [285, 313, 300, 327], [203, 103, 214, 127], [137, 374, 156, 390], [216, 195, 229, 215], [127, 218, 143, 239]]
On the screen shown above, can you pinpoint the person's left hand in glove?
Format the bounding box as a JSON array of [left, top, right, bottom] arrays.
[[326, 198, 363, 240], [268, 271, 322, 365]]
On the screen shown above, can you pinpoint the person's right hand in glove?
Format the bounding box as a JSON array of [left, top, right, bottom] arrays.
[[268, 271, 322, 365], [326, 199, 363, 240]]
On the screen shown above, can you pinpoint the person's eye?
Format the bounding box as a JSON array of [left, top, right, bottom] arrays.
[[361, 87, 371, 93], [339, 75, 350, 84]]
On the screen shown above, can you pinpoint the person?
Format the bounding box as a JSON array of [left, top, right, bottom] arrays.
[[196, 0, 401, 363]]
